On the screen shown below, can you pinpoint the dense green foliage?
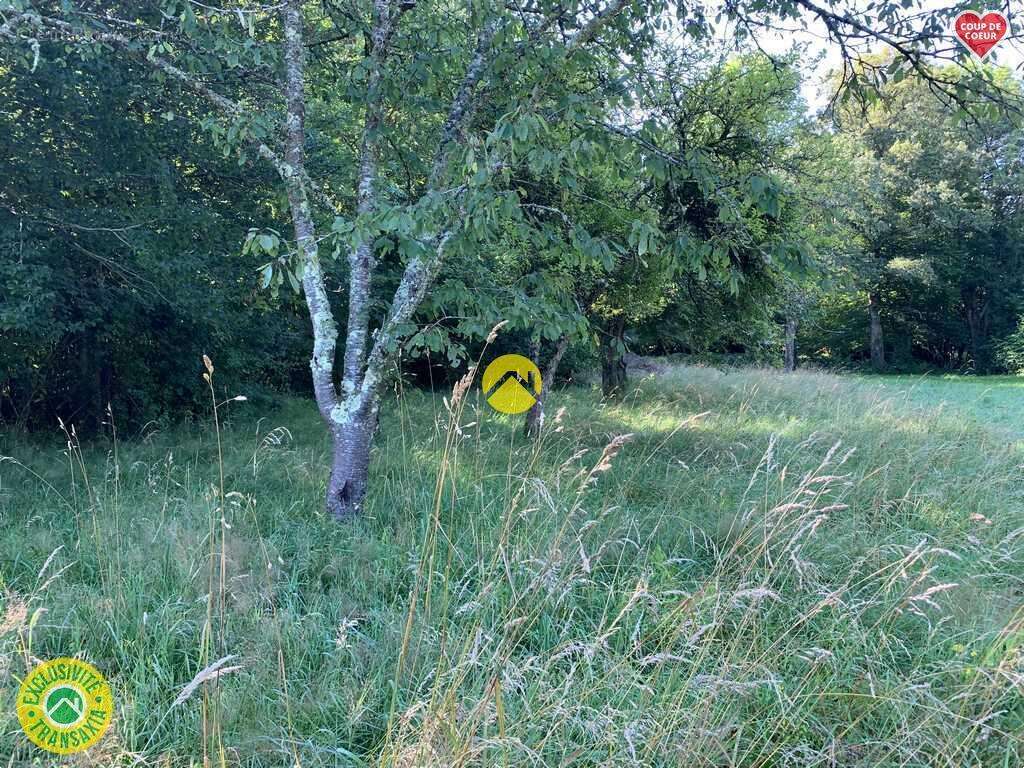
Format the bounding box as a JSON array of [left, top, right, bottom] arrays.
[[0, 45, 310, 429], [798, 66, 1024, 373]]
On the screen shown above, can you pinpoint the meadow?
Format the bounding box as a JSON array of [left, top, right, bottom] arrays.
[[867, 374, 1024, 441], [1, 364, 1022, 767]]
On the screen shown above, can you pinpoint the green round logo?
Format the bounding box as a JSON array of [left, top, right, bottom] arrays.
[[44, 686, 86, 726]]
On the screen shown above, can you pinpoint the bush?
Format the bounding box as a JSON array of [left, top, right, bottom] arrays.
[[996, 318, 1024, 374]]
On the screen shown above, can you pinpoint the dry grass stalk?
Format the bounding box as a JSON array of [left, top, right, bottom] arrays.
[[172, 655, 243, 709]]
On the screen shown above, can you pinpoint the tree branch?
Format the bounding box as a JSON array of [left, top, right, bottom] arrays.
[[784, 0, 1023, 117], [342, 0, 414, 395], [281, 0, 342, 424], [565, 0, 629, 52], [357, 4, 634, 406], [428, 18, 500, 188]]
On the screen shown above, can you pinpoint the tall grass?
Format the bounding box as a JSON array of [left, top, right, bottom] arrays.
[[1, 364, 1021, 766]]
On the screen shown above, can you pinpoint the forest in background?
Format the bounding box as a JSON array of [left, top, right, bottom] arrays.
[[2, 2, 1022, 436]]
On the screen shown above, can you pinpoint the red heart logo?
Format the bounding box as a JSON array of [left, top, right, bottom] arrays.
[[953, 11, 1009, 60]]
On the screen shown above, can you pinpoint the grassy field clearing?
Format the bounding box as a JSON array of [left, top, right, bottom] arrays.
[[865, 375, 1024, 441], [1, 365, 1022, 766]]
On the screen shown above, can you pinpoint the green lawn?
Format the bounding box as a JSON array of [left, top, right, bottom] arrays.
[[864, 374, 1024, 440], [1, 365, 1022, 766]]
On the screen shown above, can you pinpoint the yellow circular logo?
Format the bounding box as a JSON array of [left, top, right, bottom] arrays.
[[17, 657, 113, 754], [482, 354, 543, 414]]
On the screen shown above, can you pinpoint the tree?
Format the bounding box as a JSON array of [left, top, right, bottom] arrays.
[[3, 0, 1018, 517], [3, 0, 660, 517], [827, 63, 1024, 372], [619, 49, 811, 376]]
